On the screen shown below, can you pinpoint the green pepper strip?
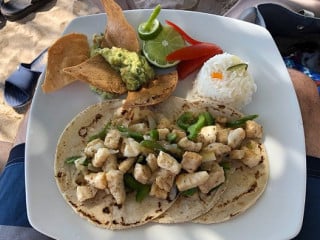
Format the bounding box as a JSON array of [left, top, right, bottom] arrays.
[[187, 114, 206, 140], [140, 140, 165, 152], [177, 112, 196, 131], [166, 132, 177, 143], [181, 187, 197, 196], [65, 156, 82, 164], [124, 174, 151, 202], [117, 125, 144, 142], [203, 111, 215, 125], [226, 114, 259, 128], [149, 129, 159, 141]]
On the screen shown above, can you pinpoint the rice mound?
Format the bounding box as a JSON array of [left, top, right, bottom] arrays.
[[188, 53, 257, 110]]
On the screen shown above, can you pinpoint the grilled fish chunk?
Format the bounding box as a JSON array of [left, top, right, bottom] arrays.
[[176, 171, 209, 192], [228, 128, 246, 149], [181, 151, 203, 173], [84, 172, 108, 190], [76, 185, 98, 202], [104, 129, 121, 149], [198, 163, 225, 194], [134, 163, 152, 184], [106, 170, 126, 205], [245, 120, 263, 139], [157, 151, 181, 175], [178, 137, 202, 152]]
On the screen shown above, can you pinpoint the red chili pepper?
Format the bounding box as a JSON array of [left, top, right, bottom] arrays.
[[165, 20, 202, 45], [177, 54, 214, 80], [166, 42, 223, 61]]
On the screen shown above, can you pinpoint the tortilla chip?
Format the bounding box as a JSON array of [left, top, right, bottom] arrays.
[[101, 0, 140, 52], [63, 54, 127, 95], [123, 71, 178, 108], [42, 33, 90, 93]]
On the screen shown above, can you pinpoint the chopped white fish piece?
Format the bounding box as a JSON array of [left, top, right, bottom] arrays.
[[241, 140, 262, 168], [245, 120, 263, 139], [84, 139, 105, 157], [181, 151, 202, 173], [106, 170, 126, 205], [155, 169, 175, 192], [158, 128, 170, 140], [176, 171, 209, 192], [150, 182, 168, 199], [198, 125, 217, 145], [157, 151, 181, 175], [76, 185, 98, 202], [84, 172, 107, 190], [146, 153, 158, 172], [104, 129, 121, 149], [230, 149, 245, 159], [92, 148, 117, 167], [133, 163, 152, 184], [199, 163, 225, 193], [102, 154, 118, 172], [178, 137, 202, 152], [204, 142, 231, 157], [118, 157, 136, 173], [228, 128, 246, 149], [122, 138, 141, 157]]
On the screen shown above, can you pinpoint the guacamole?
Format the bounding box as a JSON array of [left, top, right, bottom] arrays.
[[94, 46, 155, 91]]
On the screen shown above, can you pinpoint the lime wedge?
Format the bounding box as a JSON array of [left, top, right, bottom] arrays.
[[142, 26, 186, 68], [138, 19, 163, 40]]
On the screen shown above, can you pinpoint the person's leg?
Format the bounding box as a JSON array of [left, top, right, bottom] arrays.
[[0, 110, 29, 226], [0, 109, 52, 239], [288, 69, 320, 239], [288, 68, 320, 158], [0, 141, 12, 172]]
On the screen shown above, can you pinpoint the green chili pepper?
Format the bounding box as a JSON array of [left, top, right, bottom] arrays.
[[124, 173, 151, 202], [140, 140, 165, 152], [88, 122, 111, 142], [181, 187, 197, 196], [117, 125, 144, 142], [187, 114, 206, 140], [226, 114, 258, 128], [162, 143, 183, 160], [65, 156, 82, 164], [124, 173, 141, 190], [177, 112, 196, 131], [136, 185, 151, 202], [149, 129, 159, 141], [166, 132, 177, 143], [202, 111, 215, 125]]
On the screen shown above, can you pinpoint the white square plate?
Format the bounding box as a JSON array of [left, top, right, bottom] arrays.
[[26, 10, 306, 240]]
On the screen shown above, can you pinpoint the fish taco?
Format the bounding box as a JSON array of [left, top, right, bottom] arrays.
[[54, 96, 268, 229]]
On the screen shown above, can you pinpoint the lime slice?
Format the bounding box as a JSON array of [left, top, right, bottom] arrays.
[[142, 26, 186, 68], [138, 19, 163, 40]]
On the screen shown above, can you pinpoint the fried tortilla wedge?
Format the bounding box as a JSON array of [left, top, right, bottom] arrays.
[[123, 71, 178, 108], [63, 54, 127, 95], [42, 33, 90, 93], [101, 0, 140, 52]]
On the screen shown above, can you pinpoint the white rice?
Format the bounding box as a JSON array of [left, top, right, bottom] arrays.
[[188, 53, 257, 110]]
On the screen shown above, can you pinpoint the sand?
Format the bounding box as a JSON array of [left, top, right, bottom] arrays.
[[0, 0, 242, 145]]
